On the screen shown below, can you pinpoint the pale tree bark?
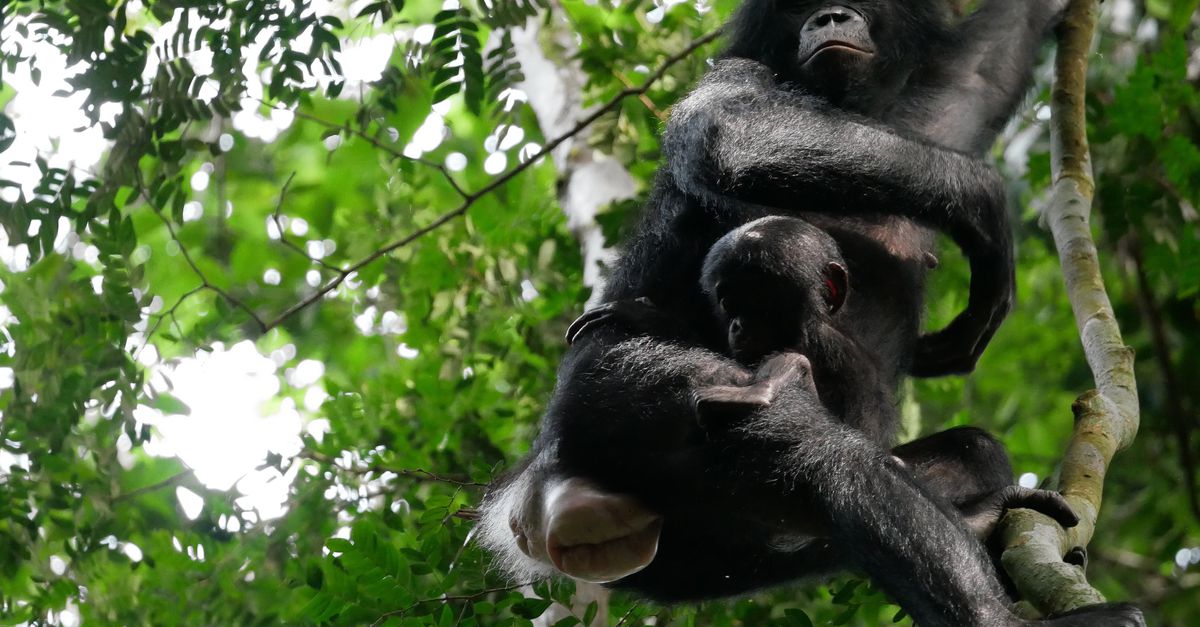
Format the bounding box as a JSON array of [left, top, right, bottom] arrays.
[[998, 0, 1140, 614], [510, 12, 636, 309]]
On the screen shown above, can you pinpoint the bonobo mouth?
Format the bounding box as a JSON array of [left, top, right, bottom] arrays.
[[528, 478, 663, 583], [803, 41, 874, 65]]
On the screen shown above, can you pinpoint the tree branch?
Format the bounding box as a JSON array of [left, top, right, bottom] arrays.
[[998, 0, 1141, 614], [256, 29, 720, 332], [271, 172, 342, 273], [112, 469, 196, 503], [1120, 235, 1200, 522], [300, 450, 486, 488], [370, 581, 539, 626]]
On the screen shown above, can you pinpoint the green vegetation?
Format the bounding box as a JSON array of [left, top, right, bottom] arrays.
[[0, 0, 1197, 624]]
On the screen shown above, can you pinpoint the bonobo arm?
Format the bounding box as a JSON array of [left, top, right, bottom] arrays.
[[888, 0, 1066, 375], [666, 59, 1007, 242], [891, 0, 1070, 155], [666, 58, 1013, 375]]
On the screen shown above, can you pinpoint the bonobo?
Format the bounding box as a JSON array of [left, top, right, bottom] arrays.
[[480, 0, 1145, 624]]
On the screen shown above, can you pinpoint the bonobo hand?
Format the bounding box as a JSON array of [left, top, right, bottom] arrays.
[[960, 485, 1079, 541], [911, 172, 1015, 377], [909, 269, 1013, 376], [565, 297, 661, 345], [693, 353, 815, 431]]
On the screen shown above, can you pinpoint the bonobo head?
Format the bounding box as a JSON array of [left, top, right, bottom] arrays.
[[701, 216, 848, 364], [723, 0, 953, 112]]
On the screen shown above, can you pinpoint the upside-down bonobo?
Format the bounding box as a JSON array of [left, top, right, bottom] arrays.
[[479, 0, 1144, 625]]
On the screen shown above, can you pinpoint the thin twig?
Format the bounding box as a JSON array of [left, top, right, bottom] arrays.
[[260, 29, 720, 331], [140, 183, 268, 332], [1121, 234, 1200, 522], [286, 107, 471, 199], [613, 602, 642, 627], [370, 581, 539, 626], [138, 284, 205, 356], [613, 70, 666, 120], [112, 469, 195, 503], [301, 450, 487, 488], [270, 172, 342, 273]]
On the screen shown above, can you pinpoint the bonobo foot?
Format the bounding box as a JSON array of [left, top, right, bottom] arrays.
[[1042, 602, 1145, 626], [1064, 546, 1088, 569], [693, 352, 814, 430], [961, 485, 1079, 541], [566, 297, 662, 345]]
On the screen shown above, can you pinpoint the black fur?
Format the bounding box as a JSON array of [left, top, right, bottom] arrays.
[[481, 1, 1145, 625]]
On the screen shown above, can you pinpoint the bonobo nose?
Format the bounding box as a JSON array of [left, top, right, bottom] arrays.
[[805, 6, 864, 31]]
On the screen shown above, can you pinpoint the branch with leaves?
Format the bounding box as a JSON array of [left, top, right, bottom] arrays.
[[998, 0, 1140, 614], [165, 29, 721, 336]]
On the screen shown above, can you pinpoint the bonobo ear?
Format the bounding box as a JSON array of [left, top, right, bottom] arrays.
[[824, 262, 849, 313]]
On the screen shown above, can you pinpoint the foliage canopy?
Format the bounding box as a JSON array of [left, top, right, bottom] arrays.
[[0, 0, 1198, 624]]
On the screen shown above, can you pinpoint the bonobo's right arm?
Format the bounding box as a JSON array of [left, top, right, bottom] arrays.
[[890, 0, 1070, 156], [665, 58, 1010, 260]]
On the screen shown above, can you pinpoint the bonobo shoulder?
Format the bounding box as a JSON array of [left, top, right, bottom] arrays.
[[670, 59, 777, 119], [701, 58, 777, 87]]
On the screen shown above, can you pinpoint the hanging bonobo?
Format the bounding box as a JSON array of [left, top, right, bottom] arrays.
[[478, 0, 1144, 625]]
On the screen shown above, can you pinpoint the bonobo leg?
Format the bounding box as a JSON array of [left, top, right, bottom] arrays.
[[892, 427, 1078, 541], [612, 520, 842, 601], [893, 426, 1013, 504], [728, 391, 1143, 627]]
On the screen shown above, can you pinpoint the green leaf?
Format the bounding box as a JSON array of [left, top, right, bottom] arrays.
[[150, 393, 191, 416], [511, 598, 552, 619]]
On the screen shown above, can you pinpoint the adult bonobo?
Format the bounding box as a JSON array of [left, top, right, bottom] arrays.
[[479, 0, 1145, 625]]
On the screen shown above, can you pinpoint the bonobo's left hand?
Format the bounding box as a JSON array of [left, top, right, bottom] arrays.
[[693, 352, 815, 432], [565, 297, 661, 345], [960, 485, 1079, 541]]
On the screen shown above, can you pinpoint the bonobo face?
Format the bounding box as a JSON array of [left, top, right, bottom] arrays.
[[780, 1, 911, 111], [796, 5, 875, 80]]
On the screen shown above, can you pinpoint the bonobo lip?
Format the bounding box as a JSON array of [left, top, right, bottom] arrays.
[[803, 41, 874, 65], [528, 477, 664, 583], [547, 517, 663, 584]]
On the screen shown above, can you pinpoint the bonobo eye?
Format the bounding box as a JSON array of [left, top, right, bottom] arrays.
[[824, 262, 849, 313]]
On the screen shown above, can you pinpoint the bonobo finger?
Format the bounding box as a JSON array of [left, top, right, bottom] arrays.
[[693, 385, 772, 430], [565, 298, 660, 345], [754, 353, 813, 387], [565, 304, 618, 345], [1004, 487, 1079, 529], [1064, 546, 1088, 569]]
